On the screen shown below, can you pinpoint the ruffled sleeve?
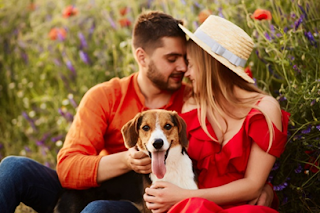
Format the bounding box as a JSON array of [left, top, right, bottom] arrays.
[[245, 109, 290, 157]]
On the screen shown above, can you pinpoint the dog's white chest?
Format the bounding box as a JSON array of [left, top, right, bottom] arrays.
[[150, 146, 198, 190]]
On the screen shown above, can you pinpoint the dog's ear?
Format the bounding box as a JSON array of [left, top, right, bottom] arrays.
[[121, 113, 143, 148], [171, 111, 188, 148]]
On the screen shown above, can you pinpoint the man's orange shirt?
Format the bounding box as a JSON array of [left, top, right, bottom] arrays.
[[56, 73, 189, 189]]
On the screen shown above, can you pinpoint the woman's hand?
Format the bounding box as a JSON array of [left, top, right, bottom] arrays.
[[247, 183, 274, 207], [127, 147, 151, 174], [144, 181, 188, 213]]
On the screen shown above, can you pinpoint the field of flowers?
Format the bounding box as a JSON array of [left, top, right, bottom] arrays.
[[0, 0, 319, 212]]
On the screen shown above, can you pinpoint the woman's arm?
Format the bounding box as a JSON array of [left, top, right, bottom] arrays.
[[145, 143, 276, 212], [144, 95, 283, 211]]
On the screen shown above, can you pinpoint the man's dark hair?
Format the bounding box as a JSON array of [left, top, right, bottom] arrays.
[[132, 11, 185, 54]]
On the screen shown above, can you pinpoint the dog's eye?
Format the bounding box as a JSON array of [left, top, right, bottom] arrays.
[[142, 125, 150, 131], [164, 124, 172, 130]]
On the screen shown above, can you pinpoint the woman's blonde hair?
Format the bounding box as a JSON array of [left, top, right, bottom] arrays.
[[187, 40, 275, 152]]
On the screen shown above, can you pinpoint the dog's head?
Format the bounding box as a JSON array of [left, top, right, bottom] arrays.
[[121, 109, 188, 179]]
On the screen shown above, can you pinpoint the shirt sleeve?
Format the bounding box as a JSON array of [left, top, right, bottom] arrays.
[[56, 83, 111, 189]]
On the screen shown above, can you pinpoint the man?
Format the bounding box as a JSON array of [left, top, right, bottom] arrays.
[[0, 11, 274, 213]]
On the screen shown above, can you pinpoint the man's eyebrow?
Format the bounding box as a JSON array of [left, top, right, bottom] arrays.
[[164, 53, 184, 57]]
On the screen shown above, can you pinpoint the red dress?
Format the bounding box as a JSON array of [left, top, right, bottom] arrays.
[[168, 108, 290, 213]]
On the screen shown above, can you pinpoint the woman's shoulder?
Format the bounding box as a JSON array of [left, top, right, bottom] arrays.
[[255, 95, 282, 130], [182, 97, 197, 113]]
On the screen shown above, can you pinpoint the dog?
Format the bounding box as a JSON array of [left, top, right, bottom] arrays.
[[54, 109, 197, 213]]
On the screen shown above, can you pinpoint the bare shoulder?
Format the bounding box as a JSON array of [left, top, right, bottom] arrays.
[[182, 97, 197, 113], [257, 95, 282, 130]]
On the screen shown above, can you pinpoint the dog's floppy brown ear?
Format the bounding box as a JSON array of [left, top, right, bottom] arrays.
[[171, 111, 188, 148], [121, 113, 142, 148]]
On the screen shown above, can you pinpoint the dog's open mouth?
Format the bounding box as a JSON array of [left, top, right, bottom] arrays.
[[146, 141, 172, 179]]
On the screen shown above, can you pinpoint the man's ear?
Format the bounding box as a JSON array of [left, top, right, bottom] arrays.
[[135, 47, 147, 67]]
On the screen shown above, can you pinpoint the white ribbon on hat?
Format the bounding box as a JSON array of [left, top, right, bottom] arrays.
[[194, 28, 247, 67]]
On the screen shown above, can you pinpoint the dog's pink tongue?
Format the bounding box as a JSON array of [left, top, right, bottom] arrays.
[[152, 151, 166, 179]]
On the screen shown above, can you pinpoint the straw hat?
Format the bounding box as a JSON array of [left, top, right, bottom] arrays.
[[179, 15, 255, 83]]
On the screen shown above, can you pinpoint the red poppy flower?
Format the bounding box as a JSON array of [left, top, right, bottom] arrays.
[[252, 9, 272, 21], [244, 66, 253, 78], [63, 5, 78, 18], [28, 3, 36, 11], [304, 151, 319, 174], [119, 7, 129, 16], [198, 9, 211, 24], [49, 28, 67, 40], [119, 18, 131, 27]]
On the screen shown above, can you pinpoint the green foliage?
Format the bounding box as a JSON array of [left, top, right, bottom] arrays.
[[0, 0, 319, 212], [244, 1, 320, 212]]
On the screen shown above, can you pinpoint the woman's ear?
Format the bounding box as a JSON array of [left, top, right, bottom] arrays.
[[135, 47, 147, 67]]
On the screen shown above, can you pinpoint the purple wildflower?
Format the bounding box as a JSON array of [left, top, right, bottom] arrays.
[[22, 112, 37, 131], [278, 95, 287, 102], [255, 50, 268, 64], [298, 4, 308, 20], [78, 32, 88, 49], [68, 95, 78, 108], [272, 162, 280, 171], [64, 112, 74, 122], [282, 195, 289, 204], [51, 135, 64, 142], [316, 125, 320, 131], [304, 31, 317, 47], [58, 108, 65, 117], [89, 22, 95, 37], [268, 174, 274, 182], [265, 32, 271, 40], [293, 64, 301, 73], [44, 162, 51, 168], [180, 0, 186, 5], [66, 60, 76, 77], [294, 16, 303, 31], [193, 2, 200, 8], [79, 50, 90, 64], [273, 177, 290, 191], [301, 125, 312, 134], [57, 28, 67, 41], [107, 14, 117, 29], [218, 7, 224, 18], [311, 100, 316, 106], [24, 146, 31, 152], [295, 164, 303, 173], [36, 133, 50, 146], [58, 108, 74, 122], [54, 59, 61, 66], [147, 0, 154, 8], [21, 52, 29, 64]]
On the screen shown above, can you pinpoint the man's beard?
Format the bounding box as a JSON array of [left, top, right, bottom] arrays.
[[147, 61, 182, 92]]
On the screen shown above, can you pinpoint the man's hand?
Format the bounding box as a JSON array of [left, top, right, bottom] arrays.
[[127, 147, 151, 174], [248, 183, 274, 207]]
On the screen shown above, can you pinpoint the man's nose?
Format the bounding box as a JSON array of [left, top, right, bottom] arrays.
[[176, 57, 187, 72]]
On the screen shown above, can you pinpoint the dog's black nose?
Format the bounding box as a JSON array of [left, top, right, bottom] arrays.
[[153, 139, 163, 149]]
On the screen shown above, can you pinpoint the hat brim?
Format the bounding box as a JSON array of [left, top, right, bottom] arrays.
[[179, 24, 254, 84]]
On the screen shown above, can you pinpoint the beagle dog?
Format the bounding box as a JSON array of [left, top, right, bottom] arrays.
[[122, 109, 198, 190], [54, 109, 197, 213]]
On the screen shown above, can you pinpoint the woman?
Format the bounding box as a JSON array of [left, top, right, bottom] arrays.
[[143, 15, 290, 213]]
